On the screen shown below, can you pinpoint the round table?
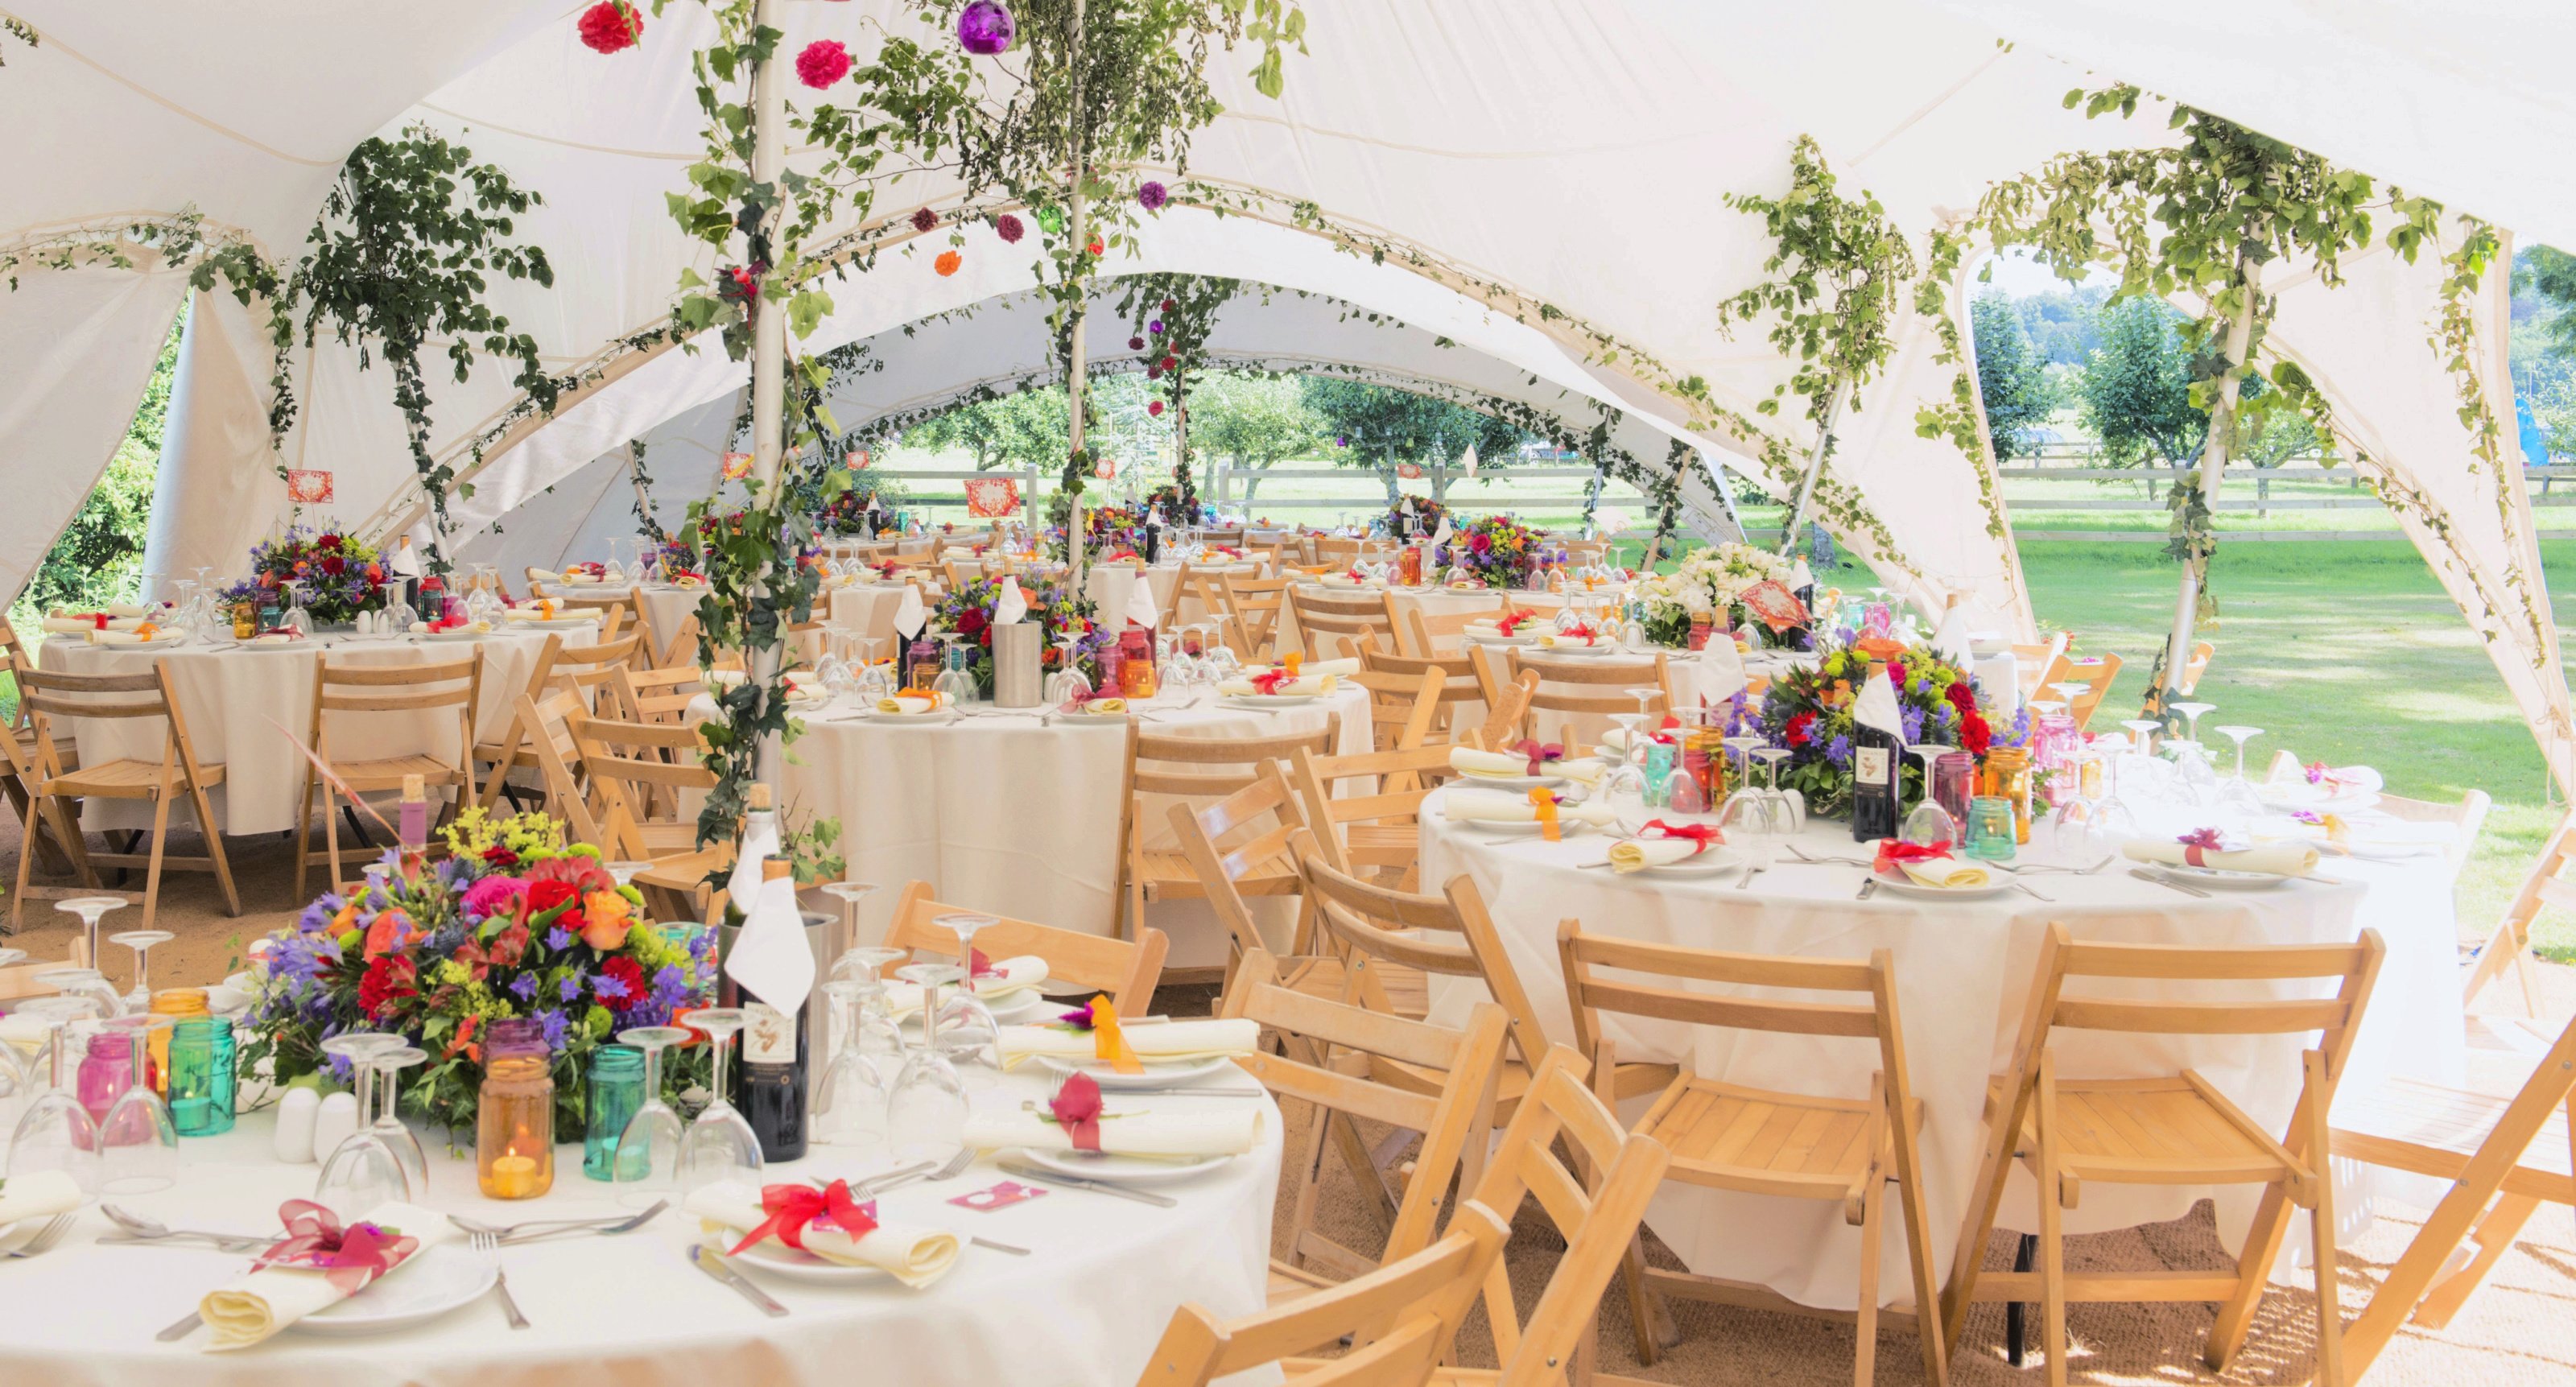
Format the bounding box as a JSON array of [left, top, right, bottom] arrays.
[[0, 1069, 1282, 1387], [39, 627, 581, 836], [535, 582, 704, 663], [1274, 580, 1627, 659], [1082, 561, 1267, 633], [1416, 776, 2466, 1311]]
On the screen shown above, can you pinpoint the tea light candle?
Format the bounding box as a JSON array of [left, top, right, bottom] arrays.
[[488, 1154, 543, 1200]]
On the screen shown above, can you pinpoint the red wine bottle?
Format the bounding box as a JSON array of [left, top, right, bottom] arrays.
[[735, 860, 809, 1161], [1848, 661, 1904, 844]]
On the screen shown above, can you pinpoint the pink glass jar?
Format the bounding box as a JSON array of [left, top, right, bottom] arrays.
[[78, 1030, 134, 1124], [1117, 627, 1158, 699], [1932, 750, 1978, 828]]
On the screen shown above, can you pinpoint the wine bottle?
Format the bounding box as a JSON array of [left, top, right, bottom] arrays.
[[1848, 661, 1905, 844], [736, 859, 809, 1161]]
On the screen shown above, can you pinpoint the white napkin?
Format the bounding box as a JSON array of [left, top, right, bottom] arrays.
[[1893, 857, 1991, 889], [0, 1170, 82, 1234], [1125, 572, 1161, 630], [1449, 745, 1604, 786], [2266, 763, 2385, 796], [881, 955, 1049, 1017], [1608, 837, 1709, 873], [726, 810, 779, 911], [1216, 673, 1338, 698], [1439, 788, 1617, 827], [1242, 658, 1360, 679], [1432, 517, 1453, 545], [723, 860, 814, 1021], [526, 568, 563, 584], [993, 577, 1028, 625], [43, 615, 143, 634], [387, 539, 425, 578], [997, 1018, 1261, 1071], [684, 1183, 959, 1290], [1852, 663, 1905, 744], [875, 693, 951, 714], [962, 1104, 1262, 1159], [1462, 618, 1537, 641], [203, 1203, 456, 1350], [2121, 839, 2320, 877], [892, 584, 927, 639], [1931, 601, 1973, 670], [86, 628, 178, 646]]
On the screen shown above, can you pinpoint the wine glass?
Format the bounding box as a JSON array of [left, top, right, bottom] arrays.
[[369, 1045, 429, 1195], [1044, 633, 1093, 704], [316, 1033, 411, 1216], [107, 929, 172, 1012], [31, 966, 123, 1022], [811, 980, 892, 1152], [9, 996, 102, 1194], [1599, 710, 1649, 818], [611, 1025, 691, 1204], [2048, 679, 2092, 723], [1901, 744, 1958, 847], [56, 897, 126, 984], [886, 964, 969, 1167], [2171, 700, 2217, 746], [2119, 718, 2162, 758], [97, 1014, 177, 1193], [674, 1008, 763, 1195], [2216, 725, 2264, 783], [1716, 778, 1788, 880], [933, 914, 1003, 1079]]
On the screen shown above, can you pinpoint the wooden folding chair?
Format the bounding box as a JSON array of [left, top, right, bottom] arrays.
[[2179, 638, 2215, 696], [1403, 596, 1511, 658], [1506, 647, 1674, 747], [547, 630, 646, 716], [0, 933, 95, 1002], [2465, 805, 2574, 1015], [1314, 537, 1368, 568], [11, 663, 237, 932], [2011, 633, 2069, 704], [1169, 761, 1323, 987], [1352, 638, 1484, 741], [540, 695, 729, 922], [1559, 925, 1946, 1385], [1223, 947, 1509, 1301], [551, 592, 635, 646], [297, 651, 484, 898], [1145, 1200, 1510, 1387], [0, 621, 79, 877], [2372, 786, 2491, 875], [1459, 650, 1541, 751], [2333, 1010, 2576, 1379], [1340, 661, 1455, 754], [1939, 921, 2386, 1387], [1218, 570, 1293, 660], [1290, 738, 1458, 892], [1117, 720, 1339, 951], [1289, 586, 1399, 661], [473, 634, 566, 811], [2053, 654, 2120, 732], [884, 879, 1166, 1013]]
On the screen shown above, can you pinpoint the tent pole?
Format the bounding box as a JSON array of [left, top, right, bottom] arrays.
[[2147, 265, 2261, 725], [1064, 0, 1089, 597], [746, 0, 787, 786], [1775, 376, 1850, 558]]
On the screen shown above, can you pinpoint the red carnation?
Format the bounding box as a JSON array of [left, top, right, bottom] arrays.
[[578, 1, 644, 54], [321, 555, 347, 576], [1959, 709, 1992, 754], [1785, 711, 1818, 748], [1160, 355, 1177, 370], [596, 956, 647, 1013], [994, 213, 1023, 243], [317, 534, 343, 549], [795, 39, 852, 89], [359, 954, 418, 1017], [910, 207, 938, 234], [1161, 297, 1175, 312], [1943, 679, 1975, 715], [957, 608, 988, 638], [481, 844, 520, 869], [526, 878, 579, 924]]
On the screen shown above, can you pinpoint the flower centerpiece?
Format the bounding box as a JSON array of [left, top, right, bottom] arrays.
[[1063, 505, 1143, 563], [815, 485, 890, 538], [221, 526, 388, 624], [931, 574, 1113, 695], [237, 809, 716, 1137], [1441, 513, 1540, 588], [1756, 627, 2029, 816], [1140, 485, 1204, 528], [1634, 543, 1795, 647], [1385, 493, 1446, 539]]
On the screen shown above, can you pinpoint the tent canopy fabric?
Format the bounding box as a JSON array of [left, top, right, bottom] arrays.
[[1, 0, 2566, 783]]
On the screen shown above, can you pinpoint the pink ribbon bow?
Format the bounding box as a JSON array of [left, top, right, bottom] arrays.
[[1642, 819, 1724, 855], [1249, 668, 1295, 696], [1512, 738, 1565, 777], [254, 1199, 419, 1296], [728, 1180, 879, 1256], [968, 946, 997, 980], [1048, 1071, 1106, 1152], [2177, 826, 2227, 866], [1872, 837, 1954, 874]]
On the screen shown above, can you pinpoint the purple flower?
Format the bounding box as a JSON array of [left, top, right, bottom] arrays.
[[592, 969, 632, 1003], [1901, 705, 1926, 744], [1826, 733, 1853, 769], [559, 976, 582, 1002], [536, 1009, 572, 1053], [651, 964, 692, 1008], [1148, 319, 1165, 336], [510, 973, 539, 1001], [1137, 180, 1168, 212], [544, 926, 575, 952]]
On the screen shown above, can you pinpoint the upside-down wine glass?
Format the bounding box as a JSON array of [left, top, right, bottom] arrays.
[[1044, 633, 1093, 704], [56, 897, 126, 992], [2170, 700, 2217, 748], [2118, 718, 2163, 759], [674, 1007, 763, 1195], [1752, 746, 1801, 834], [369, 1045, 430, 1195], [97, 1013, 177, 1193], [315, 1032, 411, 1216], [810, 980, 893, 1154], [1901, 744, 1958, 847], [108, 928, 173, 1013], [887, 964, 969, 1167], [932, 914, 1003, 1079], [31, 966, 123, 1026], [611, 1025, 692, 1204], [8, 996, 102, 1194]]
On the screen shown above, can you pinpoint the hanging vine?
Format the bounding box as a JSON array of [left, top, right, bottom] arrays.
[[1117, 271, 1235, 519], [2, 17, 35, 62]]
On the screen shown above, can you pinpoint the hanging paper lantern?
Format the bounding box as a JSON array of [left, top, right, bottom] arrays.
[[795, 39, 852, 89], [1126, 336, 1145, 351], [1397, 462, 1423, 481], [1036, 205, 1064, 235], [845, 449, 872, 470], [957, 0, 1015, 56], [1136, 181, 1169, 213], [910, 207, 938, 234], [578, 1, 644, 54], [934, 250, 963, 277], [1149, 400, 1165, 417], [994, 213, 1024, 244]]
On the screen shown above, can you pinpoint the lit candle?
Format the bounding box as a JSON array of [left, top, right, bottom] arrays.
[[489, 1154, 543, 1200]]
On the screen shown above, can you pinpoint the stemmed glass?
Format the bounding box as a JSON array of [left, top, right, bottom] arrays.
[[316, 1033, 411, 1216], [1600, 709, 1649, 818], [108, 929, 172, 1012], [97, 1014, 177, 1193], [886, 964, 968, 1166], [674, 1008, 763, 1195], [57, 897, 126, 987], [811, 980, 893, 1153], [1716, 778, 1790, 881], [2170, 700, 2217, 747], [932, 914, 1003, 1078], [2119, 718, 2163, 758], [31, 966, 123, 1023], [2216, 725, 2264, 783], [369, 1046, 430, 1195], [1752, 747, 1800, 833], [9, 997, 102, 1194], [1044, 633, 1093, 704], [1901, 744, 1958, 846], [611, 1025, 691, 1204]]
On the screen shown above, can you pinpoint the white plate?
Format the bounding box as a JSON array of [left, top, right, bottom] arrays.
[[1220, 695, 1326, 710], [334, 631, 399, 643], [725, 1235, 891, 1286], [1530, 642, 1615, 658], [1015, 1146, 1232, 1185], [420, 628, 488, 642], [294, 1243, 497, 1336], [1616, 844, 1741, 877], [510, 617, 600, 631], [2150, 863, 2297, 890], [1054, 708, 1133, 723], [1462, 633, 1536, 646], [1462, 816, 1594, 837], [1460, 770, 1567, 792], [980, 989, 1053, 1023], [864, 708, 959, 724], [242, 638, 315, 650], [1037, 1054, 1237, 1090], [1868, 867, 2017, 900]]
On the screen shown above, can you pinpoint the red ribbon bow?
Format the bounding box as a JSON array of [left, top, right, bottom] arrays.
[[254, 1199, 419, 1296], [1495, 608, 1540, 637], [1049, 1071, 1106, 1151], [2177, 826, 2227, 866], [1249, 667, 1294, 696], [1559, 623, 1598, 644], [728, 1179, 879, 1256], [968, 946, 997, 980], [1641, 819, 1723, 854], [1872, 837, 1955, 875], [1512, 738, 1565, 776], [89, 613, 109, 631]]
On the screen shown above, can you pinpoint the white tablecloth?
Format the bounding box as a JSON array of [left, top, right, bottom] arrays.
[[0, 1071, 1281, 1387], [39, 629, 577, 836], [1418, 783, 2464, 1311], [1274, 582, 1629, 659], [826, 584, 935, 656]]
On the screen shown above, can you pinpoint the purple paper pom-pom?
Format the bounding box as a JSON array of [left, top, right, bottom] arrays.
[[1137, 180, 1168, 212], [957, 0, 1013, 55]]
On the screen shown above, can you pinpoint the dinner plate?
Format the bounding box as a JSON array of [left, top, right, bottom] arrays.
[[421, 628, 489, 642], [1015, 1146, 1232, 1185], [1868, 867, 2016, 900], [1220, 694, 1326, 709], [2149, 863, 2297, 890], [864, 708, 959, 724], [1038, 1054, 1237, 1090], [726, 1236, 890, 1286], [978, 989, 1053, 1024], [1461, 633, 1535, 646], [1617, 844, 1741, 877], [242, 638, 316, 651], [1460, 770, 1567, 792], [294, 1243, 497, 1335], [1461, 816, 1594, 837], [1054, 708, 1133, 723], [512, 617, 599, 631]]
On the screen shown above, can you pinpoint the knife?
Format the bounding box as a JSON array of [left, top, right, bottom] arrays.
[[996, 1160, 1179, 1207], [156, 1311, 203, 1343], [689, 1244, 790, 1317]]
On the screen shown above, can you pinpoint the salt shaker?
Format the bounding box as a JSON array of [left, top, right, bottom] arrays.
[[309, 1091, 359, 1163], [273, 1085, 321, 1163]]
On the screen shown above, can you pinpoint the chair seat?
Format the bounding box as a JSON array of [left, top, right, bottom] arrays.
[[1637, 1075, 1897, 1203], [636, 846, 732, 891], [328, 753, 468, 791], [43, 757, 223, 798], [2335, 1075, 2576, 1200], [1137, 848, 1298, 901], [471, 741, 540, 768], [2016, 1075, 2301, 1189]]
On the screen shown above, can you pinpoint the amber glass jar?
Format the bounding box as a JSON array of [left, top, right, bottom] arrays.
[[476, 1018, 555, 1199]]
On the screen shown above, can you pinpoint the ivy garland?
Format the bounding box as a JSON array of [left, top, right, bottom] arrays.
[[1718, 134, 1917, 428], [1117, 271, 1236, 518], [2, 17, 35, 62]]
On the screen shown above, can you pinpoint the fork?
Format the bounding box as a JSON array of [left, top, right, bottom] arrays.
[[468, 1230, 530, 1331], [870, 1147, 976, 1196], [3, 1213, 76, 1258]]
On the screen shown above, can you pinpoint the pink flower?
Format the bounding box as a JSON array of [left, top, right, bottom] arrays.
[[461, 874, 529, 923], [795, 39, 852, 89]]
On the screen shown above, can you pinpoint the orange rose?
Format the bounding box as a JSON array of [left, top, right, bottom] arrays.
[[362, 906, 420, 960], [578, 890, 634, 950], [1854, 635, 1908, 661]]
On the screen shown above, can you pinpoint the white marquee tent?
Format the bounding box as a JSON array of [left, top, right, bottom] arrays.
[[1, 0, 2566, 785]]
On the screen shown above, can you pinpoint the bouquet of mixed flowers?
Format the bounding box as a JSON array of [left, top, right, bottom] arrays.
[[1139, 485, 1204, 528], [1385, 493, 1446, 539], [815, 485, 890, 538], [1757, 626, 2029, 816], [221, 526, 388, 624], [1440, 513, 1540, 588], [238, 809, 716, 1137], [931, 574, 1113, 695], [1634, 543, 1797, 647]]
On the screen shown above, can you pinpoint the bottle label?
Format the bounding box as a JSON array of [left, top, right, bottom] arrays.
[[1854, 745, 1890, 785], [743, 1002, 797, 1066]]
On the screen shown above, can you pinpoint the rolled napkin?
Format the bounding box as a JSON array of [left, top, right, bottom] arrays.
[[685, 1181, 959, 1290], [1241, 657, 1360, 679], [203, 1200, 455, 1351], [881, 954, 1049, 1017], [1870, 839, 1989, 889], [1448, 744, 1604, 786], [2267, 762, 2385, 798], [1462, 617, 1546, 642], [87, 627, 179, 646], [43, 614, 145, 634], [1440, 788, 1617, 827], [0, 1169, 83, 1236], [997, 1016, 1261, 1071], [1598, 720, 1682, 757], [526, 567, 564, 584], [876, 692, 951, 715], [961, 1096, 1264, 1159], [1217, 673, 1338, 698], [2121, 835, 2319, 877], [1608, 820, 1724, 873], [249, 631, 307, 646]]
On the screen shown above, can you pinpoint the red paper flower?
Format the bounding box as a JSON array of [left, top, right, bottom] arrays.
[[1159, 355, 1177, 371], [1959, 709, 1992, 754], [1127, 336, 1145, 351], [1147, 399, 1164, 416], [993, 213, 1023, 243], [794, 39, 851, 89], [934, 250, 962, 276], [577, 1, 644, 54], [910, 207, 938, 234], [595, 956, 647, 1013], [1086, 236, 1103, 256]]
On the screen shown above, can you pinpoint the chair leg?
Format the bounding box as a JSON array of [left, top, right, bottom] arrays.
[[10, 792, 36, 932], [2305, 1054, 2347, 1387], [322, 783, 345, 898], [2034, 1055, 2068, 1387], [1854, 1173, 1883, 1387], [1620, 1224, 1666, 1365], [2207, 1182, 2297, 1369], [2412, 1192, 2537, 1330], [138, 790, 174, 934], [2006, 1235, 2035, 1366], [294, 770, 316, 901], [188, 779, 240, 917]]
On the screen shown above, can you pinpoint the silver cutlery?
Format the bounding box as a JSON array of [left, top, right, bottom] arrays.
[[1792, 846, 1871, 867], [806, 1160, 934, 1195], [1854, 878, 1879, 901], [2130, 866, 2210, 898], [972, 1236, 1030, 1256], [2, 1213, 76, 1258], [994, 1160, 1179, 1207], [155, 1311, 203, 1343], [468, 1230, 530, 1331], [2013, 879, 2054, 902], [449, 1203, 665, 1245], [1736, 865, 1765, 891], [690, 1243, 789, 1317], [879, 1148, 979, 1192], [100, 1204, 270, 1252]]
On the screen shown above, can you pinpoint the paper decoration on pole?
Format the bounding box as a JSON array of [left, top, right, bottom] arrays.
[[1458, 444, 1480, 478], [720, 452, 753, 481], [1092, 456, 1117, 481], [845, 448, 872, 470], [1396, 462, 1422, 481], [1739, 580, 1812, 634], [964, 477, 1021, 518], [284, 470, 334, 504]]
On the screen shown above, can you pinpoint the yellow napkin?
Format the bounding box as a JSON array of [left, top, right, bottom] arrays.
[[1608, 838, 1708, 873], [683, 1184, 959, 1290], [0, 1170, 83, 1235], [1896, 858, 1991, 889], [1448, 746, 1604, 785], [875, 692, 950, 714], [202, 1203, 455, 1351]]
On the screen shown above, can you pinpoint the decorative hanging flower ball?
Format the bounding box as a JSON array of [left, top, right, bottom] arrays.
[[994, 213, 1024, 243], [1037, 205, 1065, 235], [1137, 180, 1169, 213], [1086, 236, 1104, 257], [1160, 354, 1177, 370], [1149, 319, 1164, 335], [910, 207, 939, 235], [577, 0, 644, 54], [1146, 365, 1162, 381], [1126, 336, 1145, 351], [956, 0, 1015, 56], [795, 39, 852, 89], [1149, 400, 1165, 417], [1162, 297, 1176, 312], [1093, 456, 1117, 481], [934, 250, 962, 277], [1335, 436, 1349, 448]]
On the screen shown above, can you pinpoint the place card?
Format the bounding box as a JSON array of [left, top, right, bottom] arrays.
[[950, 1181, 1050, 1213]]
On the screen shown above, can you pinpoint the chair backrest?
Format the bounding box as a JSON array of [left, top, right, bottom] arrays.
[[1510, 647, 1673, 742], [514, 688, 595, 826], [15, 665, 190, 781], [1460, 647, 1541, 749], [313, 651, 482, 785], [1133, 1200, 1511, 1387], [1314, 536, 1367, 567], [563, 704, 716, 860], [1559, 923, 1907, 1086], [2181, 638, 2215, 695], [2059, 653, 2121, 730], [1218, 571, 1291, 660], [1463, 1045, 1677, 1378], [0, 621, 37, 729], [1167, 762, 1311, 964], [552, 591, 638, 646], [1402, 596, 1510, 657], [1128, 720, 1340, 799], [1291, 832, 1552, 1072], [1340, 657, 1455, 753], [882, 880, 1167, 1013], [2373, 786, 2492, 873], [1288, 586, 1397, 659], [550, 630, 646, 716], [1224, 947, 1511, 1278], [1290, 741, 1457, 881], [614, 663, 708, 728], [1199, 526, 1246, 546], [2012, 632, 2070, 703], [2467, 804, 2576, 1012]]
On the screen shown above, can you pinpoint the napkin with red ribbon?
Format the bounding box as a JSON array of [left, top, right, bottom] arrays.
[[1608, 817, 1726, 872], [1048, 1071, 1106, 1150], [727, 1179, 880, 1255], [1513, 738, 1565, 776], [683, 1183, 959, 1288], [201, 1200, 453, 1351], [1495, 608, 1542, 637], [1872, 837, 1955, 875]]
